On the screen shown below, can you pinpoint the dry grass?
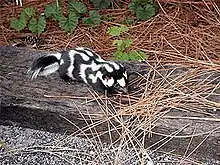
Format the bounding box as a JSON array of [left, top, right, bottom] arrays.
[[38, 62, 219, 164], [1, 0, 220, 164]]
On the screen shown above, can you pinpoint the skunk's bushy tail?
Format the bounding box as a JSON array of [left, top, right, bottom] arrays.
[[28, 53, 62, 80]]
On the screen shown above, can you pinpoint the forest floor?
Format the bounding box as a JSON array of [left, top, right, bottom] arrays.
[[1, 0, 220, 62]]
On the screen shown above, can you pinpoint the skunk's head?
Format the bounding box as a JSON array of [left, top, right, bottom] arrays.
[[100, 63, 128, 94]]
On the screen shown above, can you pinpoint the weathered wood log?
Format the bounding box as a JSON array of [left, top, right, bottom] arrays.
[[1, 46, 220, 164]]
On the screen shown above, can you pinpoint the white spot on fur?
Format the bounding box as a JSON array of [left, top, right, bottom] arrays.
[[90, 62, 101, 71], [89, 71, 115, 87], [117, 77, 126, 87], [123, 72, 128, 79], [89, 74, 98, 84], [102, 76, 114, 87], [95, 71, 103, 82], [60, 59, 64, 65]]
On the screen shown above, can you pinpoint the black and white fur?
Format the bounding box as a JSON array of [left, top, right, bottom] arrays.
[[28, 47, 128, 94]]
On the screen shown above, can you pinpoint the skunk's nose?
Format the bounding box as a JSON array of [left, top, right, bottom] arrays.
[[121, 87, 128, 94]]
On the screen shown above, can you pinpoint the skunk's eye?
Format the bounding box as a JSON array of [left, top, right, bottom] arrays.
[[113, 82, 120, 88]]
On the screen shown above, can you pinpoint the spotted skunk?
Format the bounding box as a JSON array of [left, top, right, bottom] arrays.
[[28, 47, 128, 94]]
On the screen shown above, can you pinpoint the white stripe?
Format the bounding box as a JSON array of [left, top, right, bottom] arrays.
[[102, 64, 114, 73], [48, 53, 62, 60], [109, 61, 120, 70], [40, 63, 59, 76], [79, 64, 88, 84], [84, 49, 95, 57], [31, 68, 41, 80], [67, 52, 75, 79], [123, 72, 128, 79], [80, 62, 101, 84], [71, 49, 90, 61], [75, 47, 84, 51], [95, 55, 106, 63]]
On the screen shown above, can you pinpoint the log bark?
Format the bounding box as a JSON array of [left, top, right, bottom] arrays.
[[1, 46, 220, 164]]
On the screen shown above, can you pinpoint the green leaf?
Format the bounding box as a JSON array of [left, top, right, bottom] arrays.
[[90, 0, 111, 9], [44, 3, 63, 21], [113, 39, 132, 52], [125, 17, 135, 25], [23, 7, 35, 18], [83, 10, 101, 25], [10, 12, 27, 31], [68, 1, 87, 14], [113, 52, 130, 61], [107, 25, 129, 37], [113, 50, 147, 61], [45, 3, 57, 17], [59, 12, 78, 33], [136, 5, 156, 20], [128, 50, 147, 60], [82, 17, 93, 25], [128, 1, 138, 12], [128, 0, 158, 20], [120, 53, 130, 61], [90, 10, 101, 24], [29, 15, 46, 34]]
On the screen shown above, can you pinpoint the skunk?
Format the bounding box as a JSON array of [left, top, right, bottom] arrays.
[[28, 47, 128, 94]]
